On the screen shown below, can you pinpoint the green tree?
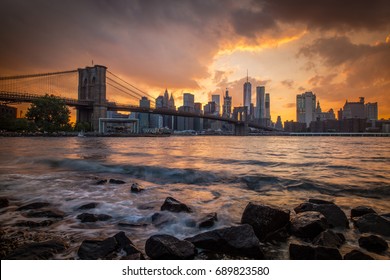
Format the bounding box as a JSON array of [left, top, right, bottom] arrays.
[[26, 94, 71, 132]]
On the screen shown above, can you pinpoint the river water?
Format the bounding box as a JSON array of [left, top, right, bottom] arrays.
[[0, 136, 389, 259]]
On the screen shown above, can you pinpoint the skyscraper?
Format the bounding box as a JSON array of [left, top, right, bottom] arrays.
[[296, 91, 316, 127], [255, 86, 265, 119], [163, 89, 169, 108], [265, 93, 271, 126], [365, 102, 378, 121], [211, 94, 220, 115], [139, 97, 150, 131], [223, 88, 232, 117], [183, 93, 195, 108], [243, 72, 251, 115]]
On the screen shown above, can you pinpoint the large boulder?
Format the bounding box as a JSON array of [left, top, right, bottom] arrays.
[[344, 249, 374, 260], [0, 198, 10, 208], [358, 234, 388, 253], [78, 232, 143, 260], [289, 243, 342, 260], [186, 224, 264, 259], [290, 211, 328, 239], [145, 235, 196, 260], [354, 213, 390, 236], [198, 213, 218, 228], [241, 202, 290, 241], [351, 206, 376, 219], [77, 213, 112, 223], [294, 201, 348, 228], [5, 240, 66, 260], [313, 230, 345, 248], [161, 197, 192, 213]]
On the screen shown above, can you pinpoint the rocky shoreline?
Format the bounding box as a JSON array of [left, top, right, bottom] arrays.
[[0, 181, 389, 260]]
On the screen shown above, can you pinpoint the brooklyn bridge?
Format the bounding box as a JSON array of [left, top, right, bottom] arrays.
[[0, 65, 275, 135]]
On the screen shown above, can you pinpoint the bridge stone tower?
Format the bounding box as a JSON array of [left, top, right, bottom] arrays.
[[77, 65, 107, 131]]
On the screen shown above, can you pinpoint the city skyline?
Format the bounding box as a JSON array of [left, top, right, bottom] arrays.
[[0, 0, 389, 122]]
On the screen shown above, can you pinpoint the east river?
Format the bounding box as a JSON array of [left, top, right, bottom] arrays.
[[0, 136, 389, 259]]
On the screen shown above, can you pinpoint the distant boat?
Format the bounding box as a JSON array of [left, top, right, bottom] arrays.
[[77, 131, 85, 137]]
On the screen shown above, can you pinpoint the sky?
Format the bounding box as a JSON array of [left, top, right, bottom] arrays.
[[1, 0, 389, 122]]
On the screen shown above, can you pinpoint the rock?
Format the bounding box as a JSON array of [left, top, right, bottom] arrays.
[[198, 213, 218, 228], [313, 230, 345, 248], [0, 197, 9, 208], [96, 179, 107, 185], [358, 235, 388, 253], [184, 218, 197, 227], [77, 202, 98, 210], [17, 202, 50, 211], [291, 211, 328, 239], [26, 209, 65, 219], [354, 213, 390, 236], [5, 240, 66, 260], [241, 202, 290, 241], [344, 249, 374, 260], [151, 212, 177, 227], [131, 183, 144, 193], [161, 197, 192, 213], [109, 179, 126, 184], [294, 201, 348, 228], [145, 235, 196, 260], [351, 206, 376, 219], [289, 243, 342, 260], [186, 224, 264, 259], [118, 222, 148, 228], [15, 220, 55, 228], [78, 231, 143, 260], [77, 213, 112, 223]]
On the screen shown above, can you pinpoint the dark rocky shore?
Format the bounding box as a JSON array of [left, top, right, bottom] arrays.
[[1, 180, 389, 260]]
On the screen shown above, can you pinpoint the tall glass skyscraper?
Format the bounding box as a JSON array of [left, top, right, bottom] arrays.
[[243, 72, 251, 115]]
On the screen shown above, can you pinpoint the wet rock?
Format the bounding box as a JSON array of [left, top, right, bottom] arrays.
[[109, 179, 126, 184], [313, 230, 345, 248], [0, 197, 9, 208], [241, 202, 290, 241], [77, 202, 98, 210], [17, 202, 50, 211], [96, 179, 107, 185], [131, 183, 144, 193], [291, 211, 328, 239], [198, 213, 218, 228], [118, 222, 148, 228], [354, 213, 390, 236], [145, 234, 196, 260], [344, 249, 374, 260], [77, 213, 112, 223], [78, 231, 143, 260], [5, 240, 66, 260], [294, 201, 348, 228], [186, 224, 264, 259], [351, 206, 376, 219], [185, 218, 197, 227], [358, 234, 388, 253], [151, 212, 177, 227], [26, 209, 65, 219], [15, 220, 55, 228], [289, 243, 342, 260], [161, 197, 192, 213]]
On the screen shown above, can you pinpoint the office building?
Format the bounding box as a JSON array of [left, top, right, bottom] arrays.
[[297, 91, 316, 127], [255, 86, 265, 119], [211, 94, 220, 115], [265, 93, 271, 126], [222, 88, 232, 117], [365, 102, 378, 121], [243, 73, 251, 115]]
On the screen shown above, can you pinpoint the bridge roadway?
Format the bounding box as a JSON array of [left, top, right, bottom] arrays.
[[0, 91, 275, 131]]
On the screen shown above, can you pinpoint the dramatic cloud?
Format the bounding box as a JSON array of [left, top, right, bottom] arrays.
[[1, 0, 389, 120]]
